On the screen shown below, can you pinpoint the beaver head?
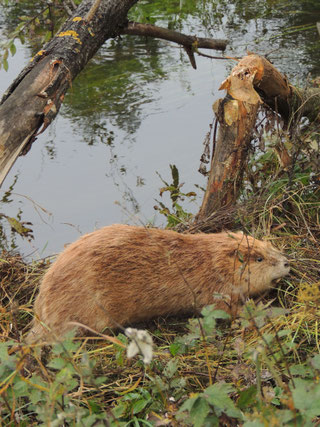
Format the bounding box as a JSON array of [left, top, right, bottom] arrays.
[[225, 232, 290, 295]]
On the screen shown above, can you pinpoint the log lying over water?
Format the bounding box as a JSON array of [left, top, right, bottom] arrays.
[[0, 0, 139, 187], [0, 0, 227, 188]]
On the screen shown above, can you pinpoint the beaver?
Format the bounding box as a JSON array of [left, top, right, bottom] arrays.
[[26, 224, 290, 343]]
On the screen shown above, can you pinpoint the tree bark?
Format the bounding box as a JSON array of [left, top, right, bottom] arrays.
[[197, 53, 320, 220], [0, 0, 139, 187], [198, 97, 259, 219], [121, 22, 227, 52]]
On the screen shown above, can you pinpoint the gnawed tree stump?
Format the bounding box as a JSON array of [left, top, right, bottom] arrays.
[[198, 53, 320, 220]]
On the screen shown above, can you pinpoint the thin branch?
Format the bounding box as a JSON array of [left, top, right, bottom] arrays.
[[184, 45, 197, 69], [197, 50, 239, 61], [120, 21, 228, 69]]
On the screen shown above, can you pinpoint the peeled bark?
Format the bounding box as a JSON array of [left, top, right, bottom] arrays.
[[198, 97, 259, 219], [198, 53, 320, 220]]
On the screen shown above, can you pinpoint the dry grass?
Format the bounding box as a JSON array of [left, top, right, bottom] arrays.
[[0, 142, 319, 423]]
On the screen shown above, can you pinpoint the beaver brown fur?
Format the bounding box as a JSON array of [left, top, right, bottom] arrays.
[[26, 224, 290, 342]]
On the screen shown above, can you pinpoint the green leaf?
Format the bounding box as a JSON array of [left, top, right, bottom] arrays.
[[267, 308, 289, 319], [123, 392, 143, 401], [243, 421, 265, 427], [30, 388, 44, 405], [169, 342, 182, 356], [0, 342, 10, 362], [3, 57, 8, 72], [261, 333, 274, 345], [81, 414, 103, 426], [290, 364, 311, 377], [171, 377, 187, 389], [311, 354, 320, 370], [291, 379, 320, 418], [202, 414, 220, 427], [52, 335, 79, 355], [201, 305, 230, 320], [19, 33, 25, 44], [190, 397, 210, 427], [237, 386, 257, 410], [201, 305, 231, 335], [202, 315, 216, 335], [5, 216, 32, 236], [179, 395, 199, 413], [276, 328, 292, 337], [55, 367, 78, 389], [44, 31, 52, 42], [112, 401, 127, 418], [87, 400, 103, 414], [204, 383, 242, 419], [170, 164, 179, 190], [13, 379, 29, 397], [163, 360, 178, 378], [47, 357, 67, 370], [94, 375, 107, 385], [9, 42, 16, 56], [132, 398, 150, 414]]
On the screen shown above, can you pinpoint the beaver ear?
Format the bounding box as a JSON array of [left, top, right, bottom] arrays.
[[260, 240, 274, 249], [226, 249, 237, 257], [227, 249, 244, 262]]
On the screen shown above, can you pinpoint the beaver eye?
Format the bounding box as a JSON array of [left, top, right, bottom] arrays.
[[256, 256, 264, 262]]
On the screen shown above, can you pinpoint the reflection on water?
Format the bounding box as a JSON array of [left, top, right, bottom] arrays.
[[0, 0, 319, 257], [63, 36, 169, 136]]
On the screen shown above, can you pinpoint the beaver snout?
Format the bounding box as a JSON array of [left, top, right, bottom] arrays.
[[282, 257, 290, 270], [274, 256, 290, 280]]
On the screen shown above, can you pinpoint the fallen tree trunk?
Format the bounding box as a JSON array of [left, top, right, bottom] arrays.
[[0, 0, 227, 188], [198, 53, 320, 220], [0, 0, 139, 187]]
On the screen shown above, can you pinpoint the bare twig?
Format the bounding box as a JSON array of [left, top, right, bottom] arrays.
[[120, 21, 228, 69]]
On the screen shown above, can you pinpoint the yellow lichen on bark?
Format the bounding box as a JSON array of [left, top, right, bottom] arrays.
[[30, 50, 46, 62], [57, 30, 82, 44]]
